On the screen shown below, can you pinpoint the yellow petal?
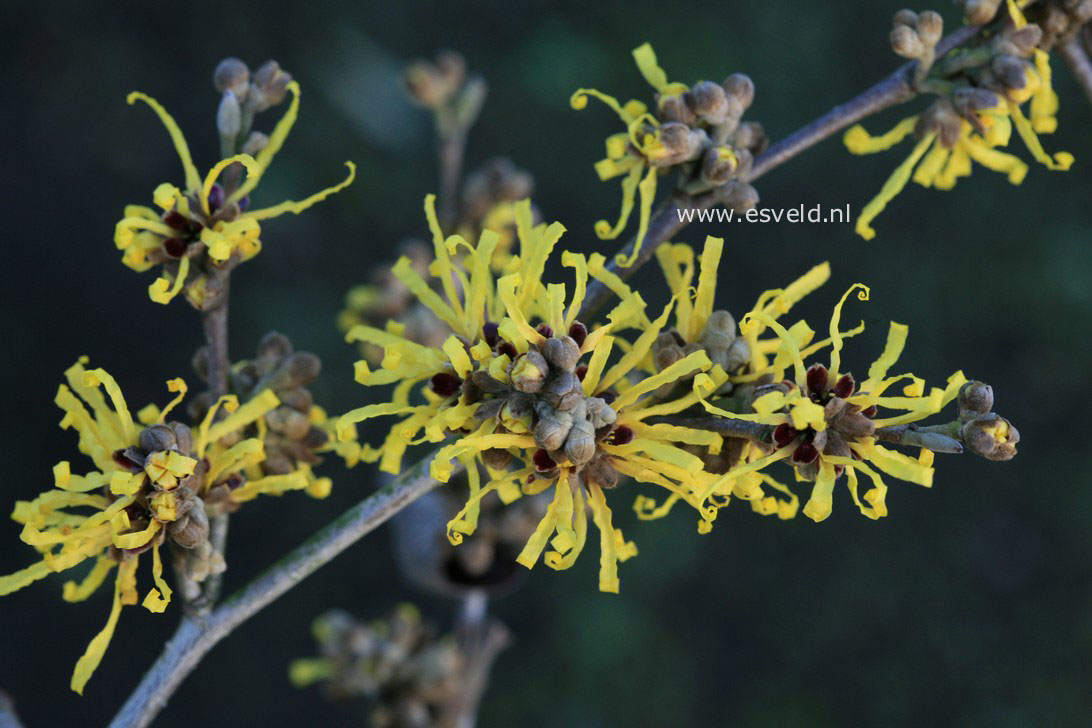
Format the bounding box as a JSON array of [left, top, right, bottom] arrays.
[[70, 558, 138, 694], [126, 92, 201, 193]]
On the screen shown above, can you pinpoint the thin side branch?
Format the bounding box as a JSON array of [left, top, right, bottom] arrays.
[[1058, 35, 1092, 107], [646, 415, 773, 443], [578, 23, 982, 321], [111, 454, 455, 728], [874, 423, 964, 454]]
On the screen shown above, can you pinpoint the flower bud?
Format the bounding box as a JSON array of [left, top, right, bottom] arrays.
[[952, 87, 1001, 116], [893, 9, 919, 27], [891, 24, 926, 59], [649, 123, 706, 167], [213, 57, 250, 101], [1004, 25, 1043, 56], [168, 495, 209, 549], [992, 55, 1032, 91], [258, 331, 294, 360], [533, 407, 572, 452], [541, 336, 581, 371], [961, 413, 1019, 461], [170, 422, 194, 455], [700, 146, 740, 187], [481, 447, 513, 470], [500, 398, 533, 435], [916, 11, 943, 46], [510, 350, 548, 393], [659, 93, 697, 125], [251, 60, 293, 111], [719, 180, 759, 211], [583, 455, 620, 489], [730, 121, 767, 154], [958, 0, 1002, 25], [699, 310, 737, 350], [266, 406, 311, 440], [241, 131, 270, 157], [217, 90, 242, 140], [688, 81, 730, 124], [139, 424, 178, 454], [586, 397, 617, 429], [653, 332, 684, 372], [722, 73, 755, 110], [564, 417, 597, 466], [958, 380, 994, 415]]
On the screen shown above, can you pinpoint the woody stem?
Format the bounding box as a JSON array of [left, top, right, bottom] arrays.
[[191, 275, 231, 614], [1058, 35, 1092, 108]]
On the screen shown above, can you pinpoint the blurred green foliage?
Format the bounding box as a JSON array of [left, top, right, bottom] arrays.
[[1, 0, 1090, 725]]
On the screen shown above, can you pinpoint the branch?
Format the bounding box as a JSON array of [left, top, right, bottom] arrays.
[[189, 271, 232, 613], [874, 423, 964, 454], [1058, 35, 1092, 107], [0, 691, 24, 728], [646, 414, 773, 443], [110, 454, 454, 728], [578, 23, 983, 321]]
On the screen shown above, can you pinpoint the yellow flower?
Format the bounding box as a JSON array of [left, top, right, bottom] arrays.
[[114, 82, 356, 306], [0, 358, 304, 693], [571, 43, 689, 267], [844, 28, 1072, 240], [694, 284, 967, 523], [642, 236, 833, 523], [337, 196, 727, 591]]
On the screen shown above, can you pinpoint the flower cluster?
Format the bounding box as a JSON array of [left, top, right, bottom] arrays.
[[290, 605, 507, 728], [572, 43, 763, 265], [0, 358, 333, 692], [114, 59, 355, 308], [845, 4, 1073, 239], [335, 190, 1014, 593]]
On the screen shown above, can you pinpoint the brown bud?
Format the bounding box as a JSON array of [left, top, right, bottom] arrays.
[[169, 422, 194, 455], [241, 131, 269, 156], [719, 180, 760, 211], [541, 336, 581, 371], [213, 57, 250, 101], [688, 80, 730, 124], [168, 495, 210, 549], [893, 9, 919, 27], [586, 397, 617, 429], [650, 123, 706, 167], [481, 447, 513, 470], [700, 146, 740, 187], [958, 381, 995, 415], [1005, 25, 1043, 56], [269, 351, 322, 390], [699, 310, 738, 350], [959, 0, 1002, 25], [510, 350, 548, 393], [258, 331, 294, 361], [916, 11, 943, 46], [266, 406, 311, 440], [659, 93, 697, 125], [722, 73, 755, 110], [891, 24, 926, 59], [533, 411, 572, 452], [583, 455, 620, 489], [961, 413, 1019, 461], [139, 424, 178, 454], [730, 121, 767, 154], [992, 55, 1030, 90], [248, 60, 293, 112], [564, 418, 597, 466]]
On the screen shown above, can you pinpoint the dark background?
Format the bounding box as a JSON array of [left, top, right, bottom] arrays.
[[2, 0, 1090, 725]]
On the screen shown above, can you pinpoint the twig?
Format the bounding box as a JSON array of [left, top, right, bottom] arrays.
[[438, 126, 467, 230], [191, 277, 232, 613], [0, 691, 24, 728], [646, 415, 772, 443], [578, 23, 982, 321], [874, 423, 964, 454], [444, 590, 509, 728], [110, 454, 454, 728], [1058, 36, 1092, 107]]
